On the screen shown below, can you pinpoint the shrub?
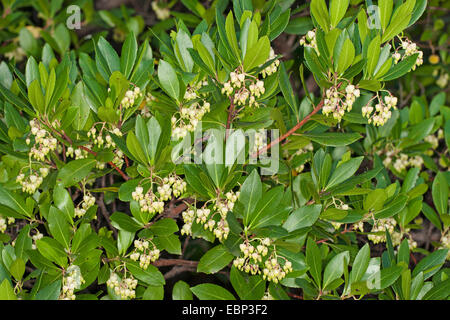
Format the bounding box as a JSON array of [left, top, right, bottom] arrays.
[[0, 0, 448, 300]]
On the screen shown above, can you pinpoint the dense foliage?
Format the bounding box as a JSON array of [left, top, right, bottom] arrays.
[[0, 0, 449, 300]]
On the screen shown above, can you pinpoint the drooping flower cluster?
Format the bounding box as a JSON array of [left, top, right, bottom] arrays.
[[16, 167, 49, 194], [181, 191, 239, 241], [393, 38, 423, 70], [132, 174, 186, 215], [60, 265, 85, 300], [299, 30, 318, 53], [66, 145, 90, 160], [233, 238, 293, 283], [291, 143, 314, 173], [130, 239, 160, 270], [121, 87, 143, 109], [251, 130, 266, 153], [0, 215, 14, 233], [31, 231, 43, 250], [440, 231, 450, 260], [382, 150, 423, 172], [107, 272, 138, 300], [322, 84, 360, 122], [171, 101, 210, 139], [171, 80, 211, 140], [151, 1, 170, 20], [356, 218, 417, 248], [74, 192, 96, 218], [222, 69, 265, 108], [260, 47, 280, 78], [28, 119, 58, 161], [362, 94, 397, 126]]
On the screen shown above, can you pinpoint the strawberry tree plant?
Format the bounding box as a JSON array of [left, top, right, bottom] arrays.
[[0, 0, 448, 300]]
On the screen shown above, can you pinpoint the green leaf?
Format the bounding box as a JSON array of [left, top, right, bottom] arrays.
[[121, 32, 137, 78], [28, 80, 45, 114], [230, 266, 266, 300], [48, 206, 72, 249], [349, 243, 370, 284], [126, 131, 148, 165], [149, 219, 179, 236], [57, 159, 96, 187], [197, 245, 234, 274], [301, 132, 362, 146], [432, 172, 448, 216], [97, 36, 121, 76], [364, 189, 387, 211], [283, 205, 322, 232], [243, 36, 270, 72], [366, 35, 381, 78], [323, 251, 349, 290], [110, 212, 143, 233], [143, 285, 164, 300], [190, 283, 235, 300], [379, 0, 393, 31], [9, 258, 25, 281], [306, 237, 322, 289], [381, 0, 416, 43], [0, 279, 17, 300], [329, 0, 349, 28], [239, 170, 262, 226], [36, 237, 67, 267], [423, 279, 450, 300], [225, 11, 241, 61], [325, 157, 363, 190], [158, 234, 182, 255], [278, 62, 298, 118], [336, 38, 355, 74], [35, 280, 61, 300], [127, 261, 165, 286], [247, 186, 284, 229], [0, 185, 31, 218], [413, 249, 448, 280], [367, 265, 403, 290], [172, 280, 193, 300], [382, 53, 419, 81], [158, 60, 180, 101], [310, 0, 330, 32]]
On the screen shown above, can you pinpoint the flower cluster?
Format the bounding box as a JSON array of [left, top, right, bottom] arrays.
[[222, 69, 265, 107], [151, 1, 170, 20], [74, 193, 96, 218], [0, 216, 14, 233], [171, 101, 210, 139], [299, 30, 318, 53], [382, 151, 423, 172], [322, 85, 360, 122], [363, 218, 416, 248], [66, 146, 90, 160], [233, 238, 293, 283], [28, 119, 58, 161], [260, 47, 280, 78], [60, 265, 85, 300], [362, 94, 397, 126], [393, 38, 423, 70], [251, 130, 266, 153], [107, 272, 138, 300], [130, 239, 160, 269], [132, 175, 186, 215], [441, 231, 450, 260], [121, 87, 143, 109], [31, 231, 43, 250], [181, 191, 239, 241], [291, 143, 314, 173], [16, 167, 49, 194]]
